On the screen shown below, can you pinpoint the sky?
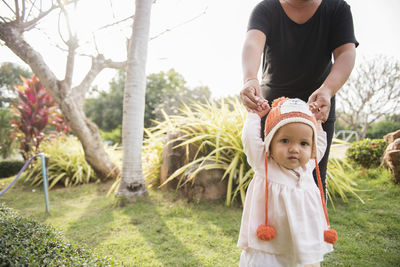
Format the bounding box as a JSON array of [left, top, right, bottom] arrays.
[[1, 0, 400, 99]]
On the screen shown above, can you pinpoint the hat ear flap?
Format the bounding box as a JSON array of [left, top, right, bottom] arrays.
[[311, 145, 317, 159]]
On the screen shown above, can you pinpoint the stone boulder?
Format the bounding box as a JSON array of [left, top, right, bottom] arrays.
[[383, 130, 400, 183], [181, 161, 227, 202], [384, 129, 400, 144], [160, 131, 227, 201]]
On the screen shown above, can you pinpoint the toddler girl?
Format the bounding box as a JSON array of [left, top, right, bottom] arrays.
[[238, 97, 336, 267]]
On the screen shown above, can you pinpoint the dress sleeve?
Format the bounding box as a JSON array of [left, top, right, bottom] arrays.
[[242, 113, 266, 170], [329, 0, 359, 51], [316, 128, 327, 163]]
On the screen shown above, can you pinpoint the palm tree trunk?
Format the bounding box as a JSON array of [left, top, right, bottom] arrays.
[[116, 0, 152, 198]]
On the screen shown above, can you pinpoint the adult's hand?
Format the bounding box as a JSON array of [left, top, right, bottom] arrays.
[[240, 78, 264, 112], [308, 86, 332, 122]]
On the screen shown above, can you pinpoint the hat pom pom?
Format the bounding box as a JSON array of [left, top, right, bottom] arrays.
[[257, 225, 276, 241], [271, 97, 289, 108], [324, 228, 338, 244]]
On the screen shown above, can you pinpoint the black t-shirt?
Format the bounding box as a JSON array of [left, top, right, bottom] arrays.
[[248, 0, 359, 120]]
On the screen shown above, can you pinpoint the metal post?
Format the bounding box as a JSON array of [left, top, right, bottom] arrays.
[[0, 153, 50, 213], [38, 153, 50, 213]]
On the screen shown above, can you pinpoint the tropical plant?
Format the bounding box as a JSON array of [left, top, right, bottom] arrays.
[[11, 75, 70, 160], [150, 98, 249, 206], [326, 154, 363, 207], [22, 135, 121, 189]]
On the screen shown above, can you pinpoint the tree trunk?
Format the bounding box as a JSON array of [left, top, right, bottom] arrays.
[[116, 0, 152, 198], [0, 23, 120, 181]]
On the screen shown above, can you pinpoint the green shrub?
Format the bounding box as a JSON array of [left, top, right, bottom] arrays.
[[346, 139, 388, 168], [0, 159, 24, 178], [0, 204, 114, 266], [22, 135, 120, 189]]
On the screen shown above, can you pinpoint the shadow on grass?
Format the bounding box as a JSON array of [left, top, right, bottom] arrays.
[[122, 196, 204, 267], [61, 184, 115, 248]]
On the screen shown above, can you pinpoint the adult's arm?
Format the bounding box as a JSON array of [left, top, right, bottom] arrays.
[[308, 43, 356, 121], [240, 29, 266, 112]]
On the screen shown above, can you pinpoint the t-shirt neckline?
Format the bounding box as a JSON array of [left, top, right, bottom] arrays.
[[276, 0, 324, 26]]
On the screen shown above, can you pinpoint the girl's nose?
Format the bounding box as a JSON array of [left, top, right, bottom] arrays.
[[289, 144, 299, 153]]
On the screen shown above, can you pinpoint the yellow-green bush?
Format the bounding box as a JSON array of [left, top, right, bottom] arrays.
[[22, 135, 120, 189]]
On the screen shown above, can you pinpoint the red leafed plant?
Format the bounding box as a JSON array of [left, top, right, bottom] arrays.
[[11, 75, 70, 160]]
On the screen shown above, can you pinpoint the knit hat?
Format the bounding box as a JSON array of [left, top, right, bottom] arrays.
[[256, 97, 338, 245]]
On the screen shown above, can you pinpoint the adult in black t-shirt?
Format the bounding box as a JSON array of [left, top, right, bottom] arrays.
[[240, 0, 358, 196]]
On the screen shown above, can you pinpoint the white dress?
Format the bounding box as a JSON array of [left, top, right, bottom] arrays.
[[237, 113, 333, 266]]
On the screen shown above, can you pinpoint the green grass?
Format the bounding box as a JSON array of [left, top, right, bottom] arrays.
[[1, 167, 399, 266]]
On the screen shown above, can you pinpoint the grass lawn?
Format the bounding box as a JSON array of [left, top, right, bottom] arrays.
[[1, 168, 399, 266]]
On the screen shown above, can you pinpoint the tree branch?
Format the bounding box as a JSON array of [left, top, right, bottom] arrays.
[[0, 22, 60, 102], [150, 8, 207, 41], [15, 0, 20, 22], [73, 55, 126, 107], [21, 3, 58, 31]]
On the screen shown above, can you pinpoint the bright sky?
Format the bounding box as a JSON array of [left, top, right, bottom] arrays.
[[1, 0, 400, 99]]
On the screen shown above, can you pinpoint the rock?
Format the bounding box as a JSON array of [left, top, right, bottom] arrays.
[[160, 131, 186, 190], [182, 161, 227, 202], [384, 129, 400, 144], [382, 131, 400, 183], [160, 131, 227, 201]]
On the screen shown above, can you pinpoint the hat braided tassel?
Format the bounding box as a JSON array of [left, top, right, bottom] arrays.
[[257, 153, 276, 241], [315, 158, 338, 245]]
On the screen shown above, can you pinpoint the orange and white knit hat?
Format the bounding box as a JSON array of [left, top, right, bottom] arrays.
[[256, 97, 338, 245], [263, 97, 318, 155]]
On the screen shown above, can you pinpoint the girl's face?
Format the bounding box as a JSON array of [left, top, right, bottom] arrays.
[[269, 122, 314, 169]]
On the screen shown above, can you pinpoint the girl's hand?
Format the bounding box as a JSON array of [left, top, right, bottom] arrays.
[[308, 86, 331, 122], [251, 99, 270, 118]]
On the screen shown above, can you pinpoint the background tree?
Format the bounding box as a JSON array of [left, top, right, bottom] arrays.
[[116, 0, 152, 199], [365, 114, 400, 139], [0, 108, 16, 158], [145, 69, 211, 127], [0, 62, 32, 107], [84, 70, 126, 132], [84, 68, 211, 132], [337, 56, 400, 140], [0, 1, 126, 180]]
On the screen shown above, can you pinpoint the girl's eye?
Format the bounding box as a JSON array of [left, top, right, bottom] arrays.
[[280, 139, 289, 143], [301, 141, 310, 146]]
